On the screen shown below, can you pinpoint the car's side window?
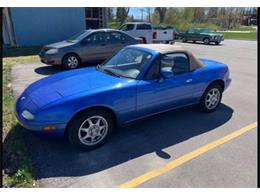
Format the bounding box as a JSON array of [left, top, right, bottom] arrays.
[[136, 24, 152, 30], [145, 58, 161, 80], [83, 32, 106, 45], [161, 53, 189, 77], [107, 32, 129, 43], [187, 29, 195, 34], [119, 24, 135, 31]]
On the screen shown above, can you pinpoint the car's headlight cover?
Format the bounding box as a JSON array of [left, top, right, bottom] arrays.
[[46, 48, 59, 54], [21, 110, 35, 120]]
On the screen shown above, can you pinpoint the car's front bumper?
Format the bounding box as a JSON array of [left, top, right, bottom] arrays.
[[225, 77, 232, 90], [211, 36, 224, 42], [15, 96, 66, 136], [39, 52, 62, 65]]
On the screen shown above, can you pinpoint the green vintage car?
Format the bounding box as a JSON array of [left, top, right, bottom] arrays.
[[179, 28, 224, 45]]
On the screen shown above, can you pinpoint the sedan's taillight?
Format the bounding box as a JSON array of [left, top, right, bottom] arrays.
[[153, 32, 157, 39]]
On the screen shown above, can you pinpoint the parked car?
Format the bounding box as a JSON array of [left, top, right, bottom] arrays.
[[119, 22, 175, 44], [16, 44, 231, 150], [151, 25, 175, 43], [179, 28, 224, 45], [119, 22, 153, 44], [39, 29, 142, 69]]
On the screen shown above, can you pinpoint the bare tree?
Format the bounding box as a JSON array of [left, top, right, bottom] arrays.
[[193, 8, 205, 23], [116, 8, 130, 25], [155, 7, 167, 23], [146, 8, 152, 22]]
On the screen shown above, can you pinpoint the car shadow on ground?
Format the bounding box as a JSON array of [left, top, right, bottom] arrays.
[[4, 103, 233, 180], [175, 39, 223, 46], [34, 61, 103, 76]]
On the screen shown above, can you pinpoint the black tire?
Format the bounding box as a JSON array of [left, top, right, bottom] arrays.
[[62, 53, 80, 69], [67, 108, 114, 150], [182, 37, 187, 42], [215, 41, 220, 45], [203, 38, 210, 45], [199, 84, 223, 113], [140, 37, 147, 44]]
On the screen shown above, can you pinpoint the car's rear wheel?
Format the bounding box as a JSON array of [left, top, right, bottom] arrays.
[[67, 109, 114, 150], [203, 38, 210, 45], [63, 54, 80, 69], [182, 37, 187, 42], [200, 84, 222, 113]]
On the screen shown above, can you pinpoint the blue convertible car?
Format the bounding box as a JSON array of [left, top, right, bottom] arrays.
[[15, 44, 231, 149]]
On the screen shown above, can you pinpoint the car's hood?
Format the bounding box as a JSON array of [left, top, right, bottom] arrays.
[[25, 67, 127, 108], [45, 40, 76, 49]]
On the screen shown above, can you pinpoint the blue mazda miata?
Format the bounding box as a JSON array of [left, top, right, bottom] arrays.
[[15, 44, 231, 149]]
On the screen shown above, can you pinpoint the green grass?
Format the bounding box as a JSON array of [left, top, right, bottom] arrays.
[[221, 31, 257, 41], [3, 49, 39, 187]]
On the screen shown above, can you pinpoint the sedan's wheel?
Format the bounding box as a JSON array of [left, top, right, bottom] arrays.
[[203, 38, 210, 45], [63, 54, 80, 69], [67, 109, 114, 150], [200, 84, 222, 113]]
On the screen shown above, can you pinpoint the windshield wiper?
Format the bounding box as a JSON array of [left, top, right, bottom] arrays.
[[102, 67, 121, 77]]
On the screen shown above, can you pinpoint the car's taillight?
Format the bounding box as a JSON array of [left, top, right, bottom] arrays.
[[153, 32, 157, 39]]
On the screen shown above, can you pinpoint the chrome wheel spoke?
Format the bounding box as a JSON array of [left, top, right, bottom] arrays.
[[80, 127, 89, 133], [87, 119, 94, 126]]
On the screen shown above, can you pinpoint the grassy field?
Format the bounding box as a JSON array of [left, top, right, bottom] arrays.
[[3, 50, 39, 187], [221, 31, 257, 41]]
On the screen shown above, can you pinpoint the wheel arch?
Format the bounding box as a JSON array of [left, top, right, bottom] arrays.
[[139, 37, 147, 43], [207, 79, 225, 92]]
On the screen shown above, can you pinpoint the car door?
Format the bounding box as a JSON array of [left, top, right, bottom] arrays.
[[136, 53, 201, 118], [186, 29, 196, 41], [193, 29, 202, 41], [79, 32, 110, 62]]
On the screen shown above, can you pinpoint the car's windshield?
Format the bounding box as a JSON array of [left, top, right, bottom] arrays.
[[67, 30, 91, 41], [119, 24, 135, 31], [98, 48, 152, 79]]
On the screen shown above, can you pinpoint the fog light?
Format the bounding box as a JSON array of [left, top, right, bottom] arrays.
[[43, 125, 56, 131]]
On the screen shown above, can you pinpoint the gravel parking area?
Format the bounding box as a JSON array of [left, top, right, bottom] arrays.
[[11, 40, 257, 187]]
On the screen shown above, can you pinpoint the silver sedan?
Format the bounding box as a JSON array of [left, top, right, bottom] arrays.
[[39, 29, 142, 69]]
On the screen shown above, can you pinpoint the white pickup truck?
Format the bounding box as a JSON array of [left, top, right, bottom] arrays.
[[119, 22, 175, 44]]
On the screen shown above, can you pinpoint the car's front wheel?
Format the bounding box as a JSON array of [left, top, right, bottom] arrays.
[[62, 54, 80, 69], [203, 38, 210, 45], [67, 109, 114, 150], [200, 84, 222, 113]]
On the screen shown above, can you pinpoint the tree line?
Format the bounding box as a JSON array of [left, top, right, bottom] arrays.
[[108, 7, 257, 31]]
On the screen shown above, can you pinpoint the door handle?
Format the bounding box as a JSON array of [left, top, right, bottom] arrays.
[[186, 79, 192, 83]]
